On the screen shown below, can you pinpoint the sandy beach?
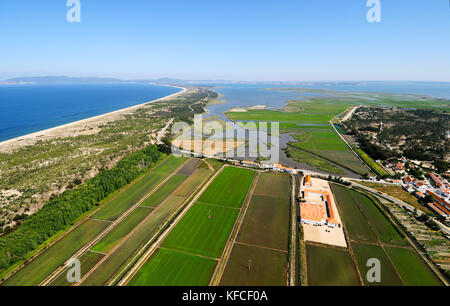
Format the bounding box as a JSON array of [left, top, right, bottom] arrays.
[[0, 86, 188, 153]]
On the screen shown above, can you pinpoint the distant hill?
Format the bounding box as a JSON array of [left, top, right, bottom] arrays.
[[3, 76, 123, 84]]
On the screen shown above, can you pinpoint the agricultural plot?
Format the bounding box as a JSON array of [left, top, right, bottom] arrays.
[[385, 246, 442, 286], [219, 172, 290, 286], [198, 167, 255, 208], [351, 242, 402, 286], [128, 167, 256, 286], [253, 172, 291, 199], [332, 184, 405, 246], [2, 219, 109, 286], [331, 184, 378, 242], [162, 203, 240, 258], [173, 168, 210, 197], [286, 146, 346, 175], [141, 174, 187, 208], [92, 172, 166, 221], [236, 196, 290, 251], [81, 164, 211, 286], [127, 248, 217, 286], [219, 243, 288, 286], [91, 207, 153, 254], [330, 183, 442, 286], [176, 158, 202, 175], [153, 156, 188, 174], [92, 156, 187, 221], [351, 192, 406, 246], [306, 244, 360, 286], [49, 251, 105, 286]]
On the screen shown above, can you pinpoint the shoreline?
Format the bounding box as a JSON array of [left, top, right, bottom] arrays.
[[0, 85, 187, 153]]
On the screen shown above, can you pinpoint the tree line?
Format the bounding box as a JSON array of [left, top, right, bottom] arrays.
[[0, 145, 163, 272]]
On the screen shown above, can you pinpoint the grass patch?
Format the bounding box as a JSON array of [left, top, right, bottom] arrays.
[[252, 172, 291, 199], [49, 251, 105, 286], [306, 244, 360, 286], [385, 246, 442, 286], [128, 248, 217, 286], [153, 156, 188, 174], [2, 219, 108, 286], [286, 146, 346, 174], [141, 174, 187, 207], [355, 149, 388, 177], [92, 172, 166, 221], [197, 167, 255, 208], [237, 195, 290, 251], [91, 207, 152, 254], [162, 203, 240, 259], [331, 184, 378, 243], [351, 242, 402, 286], [219, 243, 288, 286]]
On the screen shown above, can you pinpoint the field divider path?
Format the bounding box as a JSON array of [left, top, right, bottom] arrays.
[[158, 247, 220, 261], [234, 241, 288, 254], [209, 171, 260, 286], [40, 158, 190, 286], [116, 165, 228, 286], [0, 155, 171, 285], [288, 174, 297, 286]]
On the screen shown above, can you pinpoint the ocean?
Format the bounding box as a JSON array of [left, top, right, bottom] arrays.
[[0, 83, 180, 142]]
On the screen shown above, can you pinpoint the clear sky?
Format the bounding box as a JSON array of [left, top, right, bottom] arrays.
[[1, 0, 449, 81]]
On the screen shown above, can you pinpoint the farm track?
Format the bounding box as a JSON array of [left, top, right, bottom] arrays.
[[41, 158, 190, 286]]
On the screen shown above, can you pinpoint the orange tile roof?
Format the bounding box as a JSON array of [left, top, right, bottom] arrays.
[[428, 203, 448, 217], [300, 202, 327, 222], [302, 189, 338, 224], [429, 173, 444, 187], [427, 191, 449, 208]]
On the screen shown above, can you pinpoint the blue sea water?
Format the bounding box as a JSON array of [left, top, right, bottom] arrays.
[[0, 83, 180, 142]]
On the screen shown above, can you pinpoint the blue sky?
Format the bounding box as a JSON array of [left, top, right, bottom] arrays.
[[1, 0, 449, 81]]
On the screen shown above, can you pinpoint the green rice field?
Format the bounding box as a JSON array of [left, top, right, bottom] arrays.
[[220, 172, 290, 285], [329, 184, 442, 286], [161, 203, 240, 258], [197, 167, 255, 208], [91, 207, 153, 254], [49, 251, 105, 286], [2, 219, 109, 286], [351, 242, 402, 286], [141, 174, 187, 207], [219, 243, 288, 286], [385, 246, 442, 286], [127, 167, 256, 285], [81, 166, 211, 286], [306, 244, 360, 286], [92, 156, 187, 221], [331, 184, 405, 245], [128, 248, 217, 286]]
